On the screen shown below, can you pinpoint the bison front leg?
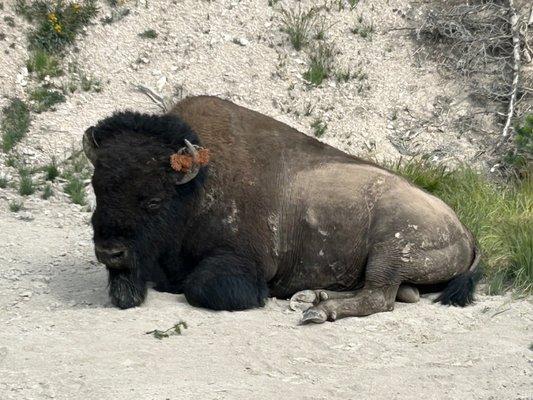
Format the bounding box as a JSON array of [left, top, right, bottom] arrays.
[[300, 285, 399, 324], [108, 269, 147, 309], [182, 254, 269, 311]]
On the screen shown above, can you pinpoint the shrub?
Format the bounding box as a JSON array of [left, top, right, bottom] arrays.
[[17, 0, 98, 54], [1, 99, 31, 152]]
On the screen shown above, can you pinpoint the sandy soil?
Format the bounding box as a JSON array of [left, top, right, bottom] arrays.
[[0, 0, 532, 399], [0, 210, 532, 400]]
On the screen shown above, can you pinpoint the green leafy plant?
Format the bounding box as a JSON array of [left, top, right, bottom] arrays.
[[0, 176, 8, 188], [1, 99, 31, 152], [146, 321, 188, 339], [29, 87, 66, 113], [505, 114, 533, 176], [17, 0, 98, 54]]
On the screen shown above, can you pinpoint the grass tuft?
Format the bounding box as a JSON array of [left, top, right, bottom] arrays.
[[29, 87, 66, 113], [0, 176, 8, 188], [280, 6, 317, 51], [18, 168, 35, 196], [392, 159, 532, 294], [64, 175, 86, 205], [9, 200, 23, 212], [42, 182, 53, 199], [45, 157, 59, 181], [303, 42, 335, 86], [26, 49, 63, 80], [1, 99, 31, 152]]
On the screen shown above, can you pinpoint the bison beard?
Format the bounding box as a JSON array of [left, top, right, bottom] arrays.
[[108, 267, 147, 309]]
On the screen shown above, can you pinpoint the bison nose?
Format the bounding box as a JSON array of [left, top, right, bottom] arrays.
[[95, 245, 128, 268]]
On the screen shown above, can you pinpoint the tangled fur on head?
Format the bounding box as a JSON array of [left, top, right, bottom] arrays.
[[170, 148, 210, 172]]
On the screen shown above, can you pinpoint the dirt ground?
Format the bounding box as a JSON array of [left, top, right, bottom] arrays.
[[0, 0, 532, 399]]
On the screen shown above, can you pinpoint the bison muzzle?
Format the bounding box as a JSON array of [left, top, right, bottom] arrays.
[[83, 96, 480, 323]]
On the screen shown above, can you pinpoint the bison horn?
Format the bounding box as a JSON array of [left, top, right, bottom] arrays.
[[82, 126, 98, 165], [172, 139, 202, 185]]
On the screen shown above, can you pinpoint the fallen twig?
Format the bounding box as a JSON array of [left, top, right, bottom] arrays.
[[135, 84, 170, 112], [146, 321, 188, 339]]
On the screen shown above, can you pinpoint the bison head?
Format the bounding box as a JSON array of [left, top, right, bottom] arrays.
[[83, 111, 208, 308]]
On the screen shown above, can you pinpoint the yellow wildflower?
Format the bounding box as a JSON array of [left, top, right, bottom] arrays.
[[54, 24, 62, 33], [72, 3, 81, 12], [47, 13, 58, 23]]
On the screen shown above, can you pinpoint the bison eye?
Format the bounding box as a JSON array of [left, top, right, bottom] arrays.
[[146, 198, 162, 210]]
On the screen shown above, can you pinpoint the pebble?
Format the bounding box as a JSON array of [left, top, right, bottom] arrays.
[[19, 291, 32, 298]]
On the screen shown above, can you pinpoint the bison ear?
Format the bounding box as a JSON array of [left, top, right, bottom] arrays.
[[82, 126, 98, 165], [170, 139, 210, 185]]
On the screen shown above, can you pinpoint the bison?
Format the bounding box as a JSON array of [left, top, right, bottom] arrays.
[[83, 96, 480, 324]]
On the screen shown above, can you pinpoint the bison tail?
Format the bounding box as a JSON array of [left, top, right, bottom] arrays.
[[435, 245, 482, 307]]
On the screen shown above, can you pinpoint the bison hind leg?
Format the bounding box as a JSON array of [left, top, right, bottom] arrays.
[[183, 254, 269, 311], [396, 284, 420, 303]]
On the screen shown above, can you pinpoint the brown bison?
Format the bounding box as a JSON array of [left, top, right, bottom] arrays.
[[83, 96, 480, 324]]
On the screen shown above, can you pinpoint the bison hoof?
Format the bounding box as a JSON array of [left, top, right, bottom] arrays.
[[289, 290, 328, 312], [300, 308, 328, 324]]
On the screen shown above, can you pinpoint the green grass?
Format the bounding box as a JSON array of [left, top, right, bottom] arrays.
[[303, 42, 335, 86], [9, 200, 23, 212], [45, 157, 59, 181], [1, 99, 31, 152], [280, 6, 318, 51], [0, 176, 8, 188], [26, 49, 63, 80], [138, 29, 157, 39], [18, 168, 35, 196], [64, 175, 86, 205], [16, 0, 98, 53], [42, 182, 53, 199], [29, 87, 66, 113], [311, 118, 327, 137], [392, 159, 533, 294]]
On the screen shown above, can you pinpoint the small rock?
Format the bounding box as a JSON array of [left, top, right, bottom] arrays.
[[233, 37, 249, 46], [19, 290, 32, 298]]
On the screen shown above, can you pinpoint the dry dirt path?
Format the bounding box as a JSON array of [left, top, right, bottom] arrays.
[[0, 210, 531, 400]]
